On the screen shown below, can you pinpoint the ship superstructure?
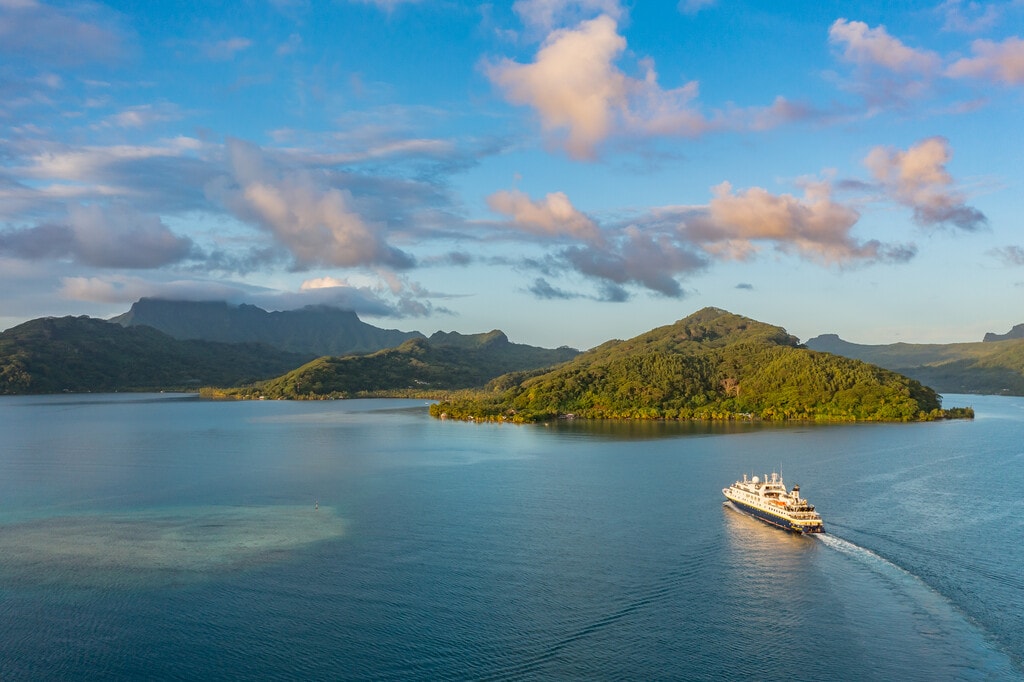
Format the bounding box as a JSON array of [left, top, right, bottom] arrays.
[[722, 472, 825, 534]]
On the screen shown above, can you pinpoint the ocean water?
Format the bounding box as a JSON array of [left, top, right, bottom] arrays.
[[0, 393, 1021, 680]]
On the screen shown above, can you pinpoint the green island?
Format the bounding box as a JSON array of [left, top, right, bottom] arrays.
[[0, 301, 999, 423], [428, 308, 974, 423], [203, 332, 578, 400]]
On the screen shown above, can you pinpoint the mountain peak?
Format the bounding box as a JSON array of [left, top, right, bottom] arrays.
[[984, 323, 1024, 342], [111, 298, 422, 356]]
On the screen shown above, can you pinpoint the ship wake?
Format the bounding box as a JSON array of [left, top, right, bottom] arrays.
[[814, 532, 1020, 677]]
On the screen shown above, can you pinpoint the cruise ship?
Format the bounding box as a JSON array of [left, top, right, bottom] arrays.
[[722, 472, 825, 534]]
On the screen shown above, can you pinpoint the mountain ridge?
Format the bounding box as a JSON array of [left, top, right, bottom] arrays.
[[0, 316, 314, 394], [213, 334, 580, 399], [111, 298, 423, 356], [984, 323, 1024, 342], [805, 333, 1024, 395], [1, 301, 581, 395]]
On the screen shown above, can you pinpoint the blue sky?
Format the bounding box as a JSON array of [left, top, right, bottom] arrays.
[[1, 0, 1022, 349]]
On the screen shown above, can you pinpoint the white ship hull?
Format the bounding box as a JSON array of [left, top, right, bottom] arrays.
[[722, 472, 825, 534]]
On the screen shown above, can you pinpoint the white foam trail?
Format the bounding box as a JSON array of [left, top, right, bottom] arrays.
[[813, 532, 1024, 677], [814, 533, 956, 628], [815, 533, 913, 577]]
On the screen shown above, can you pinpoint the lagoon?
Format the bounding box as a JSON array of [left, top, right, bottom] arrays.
[[1, 394, 1021, 679]]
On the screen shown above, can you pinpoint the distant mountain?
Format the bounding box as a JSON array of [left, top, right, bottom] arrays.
[[984, 323, 1024, 342], [2, 301, 580, 395], [805, 334, 1024, 396], [211, 332, 580, 399], [0, 316, 314, 394], [111, 298, 422, 356], [431, 308, 967, 423]]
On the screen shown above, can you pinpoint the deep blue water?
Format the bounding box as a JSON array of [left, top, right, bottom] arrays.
[[1, 393, 1021, 680]]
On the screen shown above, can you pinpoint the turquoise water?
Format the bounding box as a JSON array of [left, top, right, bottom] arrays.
[[1, 394, 1021, 680]]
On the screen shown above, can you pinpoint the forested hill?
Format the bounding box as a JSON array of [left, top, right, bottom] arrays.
[[0, 316, 314, 394], [805, 334, 1024, 396], [208, 332, 580, 399], [431, 308, 971, 423], [111, 298, 422, 356]]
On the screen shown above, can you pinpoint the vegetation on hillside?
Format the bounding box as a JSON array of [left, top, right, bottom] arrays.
[[0, 316, 313, 394], [430, 308, 972, 423], [205, 332, 579, 399], [806, 334, 1024, 395]]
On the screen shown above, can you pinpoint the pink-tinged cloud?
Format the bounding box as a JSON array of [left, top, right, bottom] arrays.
[[686, 180, 907, 264], [512, 0, 624, 32], [947, 37, 1024, 85], [624, 61, 714, 137], [485, 15, 628, 159], [745, 96, 815, 131], [828, 19, 941, 74], [487, 189, 602, 243], [864, 136, 987, 230], [58, 275, 246, 304], [527, 173, 919, 299], [486, 16, 807, 158], [210, 139, 414, 270]]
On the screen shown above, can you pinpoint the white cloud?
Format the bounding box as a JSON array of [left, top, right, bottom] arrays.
[[938, 0, 1003, 33], [0, 0, 128, 65], [57, 272, 437, 318], [0, 204, 194, 268], [301, 276, 350, 290], [23, 144, 184, 183], [203, 37, 252, 61], [276, 32, 303, 56], [67, 204, 195, 267], [677, 0, 715, 15], [99, 103, 184, 129], [345, 0, 423, 10]]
